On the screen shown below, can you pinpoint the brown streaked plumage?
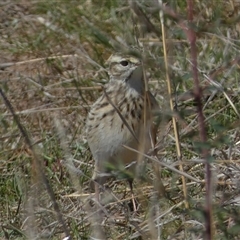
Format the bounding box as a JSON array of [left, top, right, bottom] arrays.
[[86, 54, 160, 197]]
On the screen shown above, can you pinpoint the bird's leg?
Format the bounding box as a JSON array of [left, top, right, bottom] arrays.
[[93, 177, 106, 203], [94, 180, 101, 203], [90, 177, 101, 203], [128, 178, 137, 212], [89, 178, 106, 239]]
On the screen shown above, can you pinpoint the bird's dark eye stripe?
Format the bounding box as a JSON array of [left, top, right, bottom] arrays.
[[120, 60, 129, 66]]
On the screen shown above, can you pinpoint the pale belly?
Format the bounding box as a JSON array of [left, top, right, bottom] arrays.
[[87, 113, 151, 175]]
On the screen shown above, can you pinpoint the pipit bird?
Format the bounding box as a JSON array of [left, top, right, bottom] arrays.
[[86, 54, 161, 205]]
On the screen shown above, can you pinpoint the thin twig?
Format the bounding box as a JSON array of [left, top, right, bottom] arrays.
[[0, 88, 71, 239], [158, 0, 188, 208], [123, 145, 202, 183], [186, 1, 213, 239], [0, 54, 77, 70]]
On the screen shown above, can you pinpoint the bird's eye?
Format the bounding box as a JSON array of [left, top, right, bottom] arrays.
[[120, 60, 129, 66]]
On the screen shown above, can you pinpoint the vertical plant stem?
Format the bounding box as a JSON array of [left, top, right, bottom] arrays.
[[187, 1, 213, 239], [0, 88, 71, 239], [158, 0, 188, 209]]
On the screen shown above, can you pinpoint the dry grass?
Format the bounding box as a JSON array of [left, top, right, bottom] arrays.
[[1, 0, 240, 239]]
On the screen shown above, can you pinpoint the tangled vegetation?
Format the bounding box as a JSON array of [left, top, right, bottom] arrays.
[[1, 1, 240, 239]]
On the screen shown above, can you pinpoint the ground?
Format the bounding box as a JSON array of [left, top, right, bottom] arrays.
[[1, 1, 240, 239]]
